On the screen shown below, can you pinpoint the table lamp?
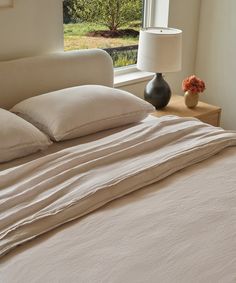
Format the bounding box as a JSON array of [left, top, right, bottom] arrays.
[[137, 27, 182, 109]]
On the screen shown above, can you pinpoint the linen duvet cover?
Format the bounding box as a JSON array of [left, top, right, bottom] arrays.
[[1, 115, 236, 282]]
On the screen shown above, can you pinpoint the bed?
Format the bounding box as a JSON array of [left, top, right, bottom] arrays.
[[0, 49, 236, 283]]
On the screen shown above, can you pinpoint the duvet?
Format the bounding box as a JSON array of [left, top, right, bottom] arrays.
[[1, 115, 236, 258]]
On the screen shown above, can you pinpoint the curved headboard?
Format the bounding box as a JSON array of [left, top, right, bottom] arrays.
[[0, 49, 114, 109]]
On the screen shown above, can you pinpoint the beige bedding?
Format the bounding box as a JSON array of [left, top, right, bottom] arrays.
[[0, 116, 157, 172], [0, 117, 236, 282], [1, 147, 236, 283]]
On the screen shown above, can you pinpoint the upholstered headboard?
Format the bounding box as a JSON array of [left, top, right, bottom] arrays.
[[0, 49, 114, 109]]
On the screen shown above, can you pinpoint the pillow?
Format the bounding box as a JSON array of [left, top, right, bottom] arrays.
[[0, 108, 52, 163], [11, 85, 155, 141]]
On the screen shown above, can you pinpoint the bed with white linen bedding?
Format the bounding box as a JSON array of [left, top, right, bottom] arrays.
[[1, 50, 236, 283]]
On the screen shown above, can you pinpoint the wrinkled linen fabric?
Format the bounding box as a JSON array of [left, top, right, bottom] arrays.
[[1, 115, 236, 257], [1, 147, 236, 283]]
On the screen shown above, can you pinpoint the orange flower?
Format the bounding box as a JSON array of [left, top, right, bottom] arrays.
[[182, 75, 206, 93]]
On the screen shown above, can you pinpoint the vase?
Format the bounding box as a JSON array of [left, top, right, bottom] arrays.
[[184, 91, 199, 108], [144, 73, 171, 109]]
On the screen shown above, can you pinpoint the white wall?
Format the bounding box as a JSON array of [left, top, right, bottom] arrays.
[[117, 80, 148, 99], [195, 0, 236, 130], [0, 0, 64, 61]]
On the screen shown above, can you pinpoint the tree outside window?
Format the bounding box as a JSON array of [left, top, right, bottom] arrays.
[[63, 0, 143, 68]]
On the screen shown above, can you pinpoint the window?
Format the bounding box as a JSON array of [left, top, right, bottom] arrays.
[[63, 0, 169, 69]]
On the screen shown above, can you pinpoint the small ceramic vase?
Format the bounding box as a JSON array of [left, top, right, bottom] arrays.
[[184, 91, 199, 108]]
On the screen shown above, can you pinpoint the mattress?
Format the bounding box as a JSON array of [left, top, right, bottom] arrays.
[[1, 115, 236, 282]]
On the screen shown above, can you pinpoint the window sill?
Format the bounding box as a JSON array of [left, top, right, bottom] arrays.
[[114, 69, 154, 88]]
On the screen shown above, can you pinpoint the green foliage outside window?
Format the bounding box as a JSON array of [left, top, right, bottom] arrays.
[[63, 0, 143, 67], [64, 0, 142, 31]]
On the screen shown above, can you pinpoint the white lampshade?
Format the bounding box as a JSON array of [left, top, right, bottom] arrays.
[[137, 27, 182, 73]]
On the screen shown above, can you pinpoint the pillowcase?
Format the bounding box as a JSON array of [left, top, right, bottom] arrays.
[[0, 108, 52, 163], [11, 85, 155, 141]]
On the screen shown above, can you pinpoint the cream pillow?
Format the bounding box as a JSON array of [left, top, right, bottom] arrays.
[[0, 108, 52, 163], [11, 85, 155, 141]]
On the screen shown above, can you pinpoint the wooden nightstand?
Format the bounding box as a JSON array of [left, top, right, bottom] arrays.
[[151, 95, 221, 127]]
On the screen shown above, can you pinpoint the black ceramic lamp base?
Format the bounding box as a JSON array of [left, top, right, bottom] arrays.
[[144, 73, 171, 109]]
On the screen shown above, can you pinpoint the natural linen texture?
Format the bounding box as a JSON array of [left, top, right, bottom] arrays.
[[11, 85, 155, 141], [0, 108, 51, 163], [1, 116, 236, 257]]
